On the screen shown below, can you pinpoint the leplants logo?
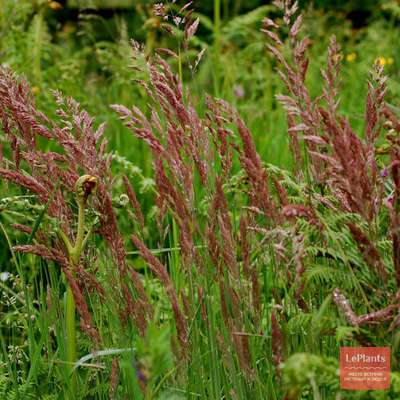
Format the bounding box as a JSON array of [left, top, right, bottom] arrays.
[[340, 347, 390, 390]]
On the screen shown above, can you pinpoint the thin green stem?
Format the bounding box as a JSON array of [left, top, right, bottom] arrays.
[[72, 199, 86, 263], [65, 198, 86, 380], [63, 179, 93, 392], [66, 285, 76, 365], [58, 229, 74, 256], [213, 0, 221, 96], [178, 46, 183, 84], [66, 283, 77, 393], [32, 6, 44, 84], [214, 0, 221, 47], [81, 226, 93, 254]]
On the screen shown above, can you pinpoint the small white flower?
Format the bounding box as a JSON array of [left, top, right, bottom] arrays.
[[0, 272, 10, 281]]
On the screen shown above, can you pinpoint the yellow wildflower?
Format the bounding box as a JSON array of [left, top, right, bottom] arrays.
[[346, 52, 356, 62], [48, 1, 63, 10], [376, 57, 386, 66], [31, 86, 40, 95], [387, 57, 394, 65]]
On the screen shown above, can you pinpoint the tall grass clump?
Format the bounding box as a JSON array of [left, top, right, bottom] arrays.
[[0, 1, 400, 399]]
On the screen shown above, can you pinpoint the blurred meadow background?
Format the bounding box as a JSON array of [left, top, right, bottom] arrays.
[[2, 0, 399, 169], [1, 0, 400, 399]]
